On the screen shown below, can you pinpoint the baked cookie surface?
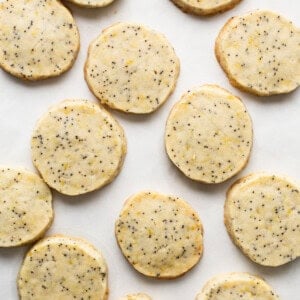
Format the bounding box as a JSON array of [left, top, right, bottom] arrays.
[[31, 99, 126, 196], [165, 84, 252, 184], [225, 173, 300, 266], [18, 235, 108, 300], [171, 0, 242, 16], [66, 0, 114, 8], [85, 22, 180, 114], [0, 167, 53, 247], [119, 293, 152, 300], [115, 191, 203, 278], [216, 10, 300, 95], [196, 272, 279, 300], [0, 0, 79, 80]]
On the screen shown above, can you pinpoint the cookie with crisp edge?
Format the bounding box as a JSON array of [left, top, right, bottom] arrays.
[[196, 272, 279, 299], [65, 0, 115, 8], [84, 22, 180, 114], [0, 0, 80, 81], [115, 191, 203, 279], [0, 167, 53, 247], [18, 235, 109, 300], [225, 173, 300, 266], [165, 84, 253, 184], [31, 99, 127, 196], [171, 0, 242, 16], [215, 10, 300, 96]]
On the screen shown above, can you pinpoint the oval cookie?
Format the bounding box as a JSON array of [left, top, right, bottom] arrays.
[[66, 0, 114, 8], [115, 191, 203, 279], [196, 273, 279, 300], [215, 10, 300, 96], [0, 167, 53, 247], [31, 99, 126, 196], [0, 0, 80, 80], [171, 0, 242, 16], [225, 173, 300, 266], [120, 293, 152, 300], [18, 235, 108, 300], [85, 22, 180, 114], [165, 84, 252, 184]]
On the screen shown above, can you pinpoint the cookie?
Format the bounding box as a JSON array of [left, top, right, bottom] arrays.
[[119, 293, 152, 300], [165, 84, 252, 184], [196, 272, 279, 299], [215, 10, 300, 96], [171, 0, 242, 16], [115, 191, 203, 279], [85, 22, 180, 114], [225, 173, 300, 266], [65, 0, 114, 8], [0, 167, 53, 247], [31, 99, 126, 196], [0, 0, 80, 80], [18, 235, 108, 300]]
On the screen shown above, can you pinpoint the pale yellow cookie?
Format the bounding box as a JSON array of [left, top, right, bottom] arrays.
[[215, 10, 300, 96], [85, 22, 180, 114], [196, 273, 279, 300], [165, 84, 252, 184], [18, 235, 108, 300], [0, 167, 53, 247], [225, 173, 300, 266], [115, 191, 203, 279], [171, 0, 242, 16], [119, 293, 152, 300], [0, 0, 79, 80], [65, 0, 114, 8], [31, 99, 126, 196]]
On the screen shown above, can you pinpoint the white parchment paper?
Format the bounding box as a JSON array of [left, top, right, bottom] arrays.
[[0, 0, 299, 299]]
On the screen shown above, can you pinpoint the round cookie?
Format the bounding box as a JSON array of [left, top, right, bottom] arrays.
[[196, 272, 279, 300], [115, 191, 203, 279], [18, 235, 108, 300], [0, 167, 53, 247], [0, 0, 80, 80], [85, 22, 180, 114], [165, 84, 252, 184], [171, 0, 242, 16], [31, 99, 126, 196], [119, 293, 152, 300], [225, 173, 300, 266], [215, 10, 300, 96], [65, 0, 114, 8]]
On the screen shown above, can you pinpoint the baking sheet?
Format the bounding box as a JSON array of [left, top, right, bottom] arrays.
[[0, 0, 299, 298]]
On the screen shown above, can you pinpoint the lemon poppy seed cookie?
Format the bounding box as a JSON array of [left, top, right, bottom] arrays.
[[66, 0, 115, 8], [165, 84, 252, 184], [225, 173, 300, 266], [215, 10, 300, 96], [196, 273, 279, 300], [171, 0, 242, 16], [31, 99, 126, 196], [85, 22, 180, 114], [18, 235, 108, 300], [119, 293, 152, 300], [0, 0, 80, 80], [0, 167, 53, 247], [115, 191, 203, 279]]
